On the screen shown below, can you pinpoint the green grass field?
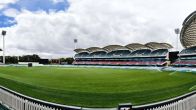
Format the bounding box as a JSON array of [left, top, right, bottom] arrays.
[[0, 66, 195, 108]]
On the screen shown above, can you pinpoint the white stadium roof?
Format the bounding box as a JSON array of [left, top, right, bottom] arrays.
[[74, 42, 173, 53], [145, 42, 173, 50], [126, 43, 150, 51], [86, 47, 107, 53], [180, 11, 196, 48], [103, 45, 129, 52], [74, 48, 89, 53]]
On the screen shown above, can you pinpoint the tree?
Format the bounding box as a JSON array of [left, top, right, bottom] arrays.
[[0, 56, 18, 64], [19, 54, 40, 62], [66, 57, 74, 64]]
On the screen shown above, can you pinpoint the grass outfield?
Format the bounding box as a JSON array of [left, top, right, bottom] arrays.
[[0, 66, 195, 108]]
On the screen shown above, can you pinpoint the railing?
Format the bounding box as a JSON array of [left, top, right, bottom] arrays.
[[119, 91, 196, 110], [0, 86, 81, 110], [0, 86, 196, 110]]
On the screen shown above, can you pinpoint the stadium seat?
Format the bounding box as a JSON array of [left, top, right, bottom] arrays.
[[172, 46, 196, 67]]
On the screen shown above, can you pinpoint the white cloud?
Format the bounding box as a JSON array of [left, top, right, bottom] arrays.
[[0, 0, 18, 9], [0, 0, 18, 4], [2, 0, 196, 58], [51, 0, 65, 4], [3, 8, 20, 17]]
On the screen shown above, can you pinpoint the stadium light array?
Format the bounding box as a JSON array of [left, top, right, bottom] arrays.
[[74, 38, 78, 49], [174, 28, 180, 51], [1, 30, 6, 64]]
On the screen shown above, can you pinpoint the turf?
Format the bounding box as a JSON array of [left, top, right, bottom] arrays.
[[0, 66, 195, 108]]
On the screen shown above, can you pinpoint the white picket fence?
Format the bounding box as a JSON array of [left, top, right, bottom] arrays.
[[132, 92, 196, 110], [0, 90, 53, 110], [0, 86, 196, 110], [0, 86, 81, 110]]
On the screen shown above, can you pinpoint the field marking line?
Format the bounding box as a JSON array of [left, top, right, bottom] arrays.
[[169, 71, 177, 75], [189, 85, 196, 91]]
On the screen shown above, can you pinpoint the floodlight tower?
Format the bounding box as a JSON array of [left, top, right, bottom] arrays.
[[74, 38, 78, 49], [1, 30, 6, 64], [174, 28, 180, 51]]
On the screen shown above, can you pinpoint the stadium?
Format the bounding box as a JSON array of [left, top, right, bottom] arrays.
[[0, 11, 196, 110], [74, 12, 196, 68], [172, 11, 196, 67], [73, 42, 172, 66]]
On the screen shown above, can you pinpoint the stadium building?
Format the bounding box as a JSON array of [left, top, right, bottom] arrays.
[[74, 11, 196, 67], [173, 11, 196, 67], [73, 42, 173, 66]]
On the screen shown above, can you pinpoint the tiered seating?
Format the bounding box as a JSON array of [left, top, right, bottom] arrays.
[[74, 49, 168, 66], [73, 60, 165, 66], [114, 50, 130, 56], [173, 60, 196, 66], [172, 59, 196, 67], [74, 42, 172, 66], [74, 54, 80, 58], [107, 50, 130, 57], [129, 49, 151, 57], [172, 46, 196, 67], [74, 52, 90, 58], [151, 49, 168, 56], [90, 51, 107, 58], [179, 46, 196, 55]]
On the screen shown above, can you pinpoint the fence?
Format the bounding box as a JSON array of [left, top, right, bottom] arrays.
[[119, 91, 196, 110], [0, 86, 196, 110], [0, 86, 81, 110]]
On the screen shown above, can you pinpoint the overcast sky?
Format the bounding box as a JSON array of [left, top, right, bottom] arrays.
[[0, 0, 196, 58]]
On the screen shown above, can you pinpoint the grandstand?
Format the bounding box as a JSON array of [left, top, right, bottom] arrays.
[[173, 46, 196, 67], [74, 11, 196, 67], [172, 11, 196, 67], [73, 42, 173, 66]]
